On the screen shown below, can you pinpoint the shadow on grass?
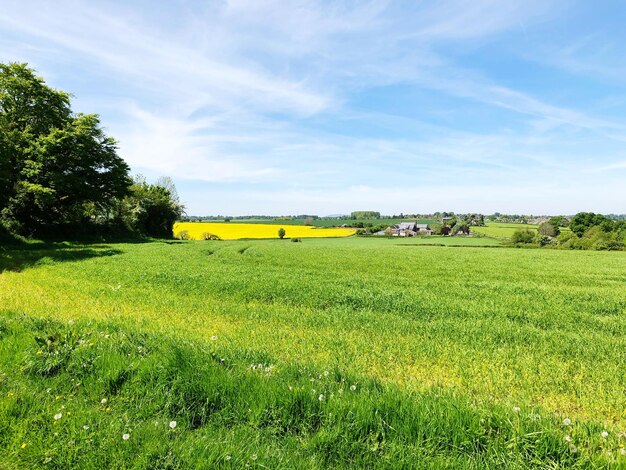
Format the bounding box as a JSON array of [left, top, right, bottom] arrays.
[[0, 242, 123, 273]]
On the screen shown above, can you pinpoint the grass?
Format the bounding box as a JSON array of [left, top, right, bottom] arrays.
[[471, 222, 540, 239], [1, 238, 626, 467]]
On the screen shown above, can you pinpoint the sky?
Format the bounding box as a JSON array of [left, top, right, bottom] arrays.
[[2, 0, 626, 216]]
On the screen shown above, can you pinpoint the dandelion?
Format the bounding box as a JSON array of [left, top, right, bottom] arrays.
[[601, 431, 609, 439], [565, 435, 572, 442], [318, 394, 324, 401], [512, 406, 520, 413], [101, 398, 107, 405], [21, 443, 27, 449], [211, 335, 217, 341], [122, 433, 130, 441], [350, 385, 357, 391], [54, 413, 62, 420], [169, 421, 177, 429], [563, 418, 572, 426]]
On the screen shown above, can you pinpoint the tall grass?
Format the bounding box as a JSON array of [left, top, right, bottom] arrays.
[[1, 238, 626, 466], [1, 313, 619, 468]]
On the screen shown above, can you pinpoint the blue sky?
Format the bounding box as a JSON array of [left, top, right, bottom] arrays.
[[2, 0, 626, 215]]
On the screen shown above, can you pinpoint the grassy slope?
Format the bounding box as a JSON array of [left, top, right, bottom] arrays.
[[1, 239, 626, 467]]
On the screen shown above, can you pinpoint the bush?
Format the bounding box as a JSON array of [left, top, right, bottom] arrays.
[[202, 232, 220, 241], [511, 229, 535, 244], [291, 238, 302, 243], [177, 230, 190, 240]]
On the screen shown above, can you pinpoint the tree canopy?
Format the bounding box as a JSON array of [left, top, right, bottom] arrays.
[[0, 62, 182, 239]]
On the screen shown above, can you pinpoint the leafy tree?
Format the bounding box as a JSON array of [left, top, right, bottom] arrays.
[[548, 215, 568, 228], [121, 176, 185, 238], [538, 221, 559, 237], [278, 227, 286, 239], [569, 212, 613, 237], [0, 62, 131, 236]]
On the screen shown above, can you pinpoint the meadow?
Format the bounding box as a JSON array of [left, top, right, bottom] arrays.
[[1, 238, 626, 467], [471, 222, 539, 238]]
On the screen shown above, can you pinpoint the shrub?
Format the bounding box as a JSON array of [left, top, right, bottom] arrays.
[[177, 230, 190, 240], [278, 228, 286, 239], [291, 238, 302, 243], [202, 232, 221, 241], [511, 229, 535, 244]]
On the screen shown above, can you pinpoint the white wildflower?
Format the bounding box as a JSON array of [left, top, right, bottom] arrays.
[[101, 398, 107, 405], [350, 385, 357, 391], [565, 435, 572, 442], [512, 406, 520, 413], [601, 431, 609, 439], [210, 335, 217, 341], [563, 418, 572, 426], [83, 425, 89, 430], [318, 394, 324, 401], [169, 421, 177, 429], [54, 413, 62, 420], [122, 433, 130, 441]]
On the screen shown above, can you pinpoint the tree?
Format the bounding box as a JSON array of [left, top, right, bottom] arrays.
[[121, 176, 185, 238], [569, 212, 613, 237], [0, 62, 131, 236], [538, 221, 559, 237], [278, 227, 286, 239]]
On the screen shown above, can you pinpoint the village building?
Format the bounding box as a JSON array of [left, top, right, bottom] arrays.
[[391, 222, 433, 237]]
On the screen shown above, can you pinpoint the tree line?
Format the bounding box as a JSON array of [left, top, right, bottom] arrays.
[[0, 63, 183, 240], [512, 213, 626, 250]]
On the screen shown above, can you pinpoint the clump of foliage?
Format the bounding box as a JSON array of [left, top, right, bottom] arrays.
[[0, 62, 182, 239], [0, 63, 130, 237], [511, 228, 536, 245]]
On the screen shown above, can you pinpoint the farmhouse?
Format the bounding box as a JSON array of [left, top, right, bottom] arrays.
[[392, 222, 433, 237]]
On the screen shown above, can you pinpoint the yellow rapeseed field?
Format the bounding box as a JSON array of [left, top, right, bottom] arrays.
[[173, 222, 356, 240]]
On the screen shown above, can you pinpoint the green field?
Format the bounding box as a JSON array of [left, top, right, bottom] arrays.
[[471, 222, 539, 239], [2, 238, 626, 467], [193, 217, 437, 227]]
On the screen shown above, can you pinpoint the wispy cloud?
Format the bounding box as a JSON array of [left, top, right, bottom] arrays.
[[2, 0, 625, 213]]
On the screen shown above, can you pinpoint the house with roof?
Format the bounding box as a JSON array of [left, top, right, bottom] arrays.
[[392, 222, 433, 237]]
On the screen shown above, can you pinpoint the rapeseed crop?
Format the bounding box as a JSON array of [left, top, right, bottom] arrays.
[[173, 222, 356, 240]]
